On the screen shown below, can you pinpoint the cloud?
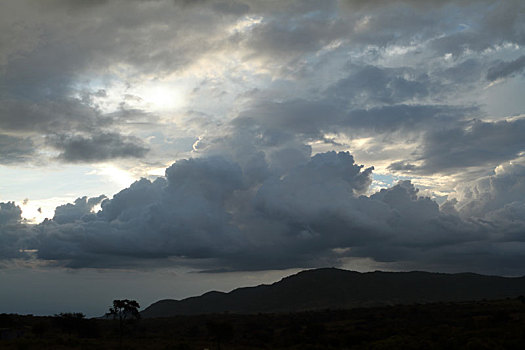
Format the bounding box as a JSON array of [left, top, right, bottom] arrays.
[[52, 195, 107, 224], [47, 133, 149, 163], [239, 10, 349, 63], [0, 202, 23, 226], [487, 55, 525, 82], [0, 135, 523, 276], [0, 0, 250, 165], [340, 0, 486, 11], [328, 65, 431, 106], [0, 134, 35, 164], [33, 157, 245, 268], [0, 202, 31, 260], [345, 105, 468, 134], [428, 0, 524, 56], [0, 98, 103, 134], [453, 160, 525, 220], [2, 152, 369, 268], [387, 161, 417, 172], [255, 151, 374, 219], [236, 97, 471, 145], [0, 148, 520, 274], [418, 117, 525, 174], [440, 58, 486, 85], [1, 0, 523, 169], [211, 1, 250, 15]]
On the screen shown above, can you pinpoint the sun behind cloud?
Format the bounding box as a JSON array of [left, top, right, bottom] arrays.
[[137, 83, 186, 112]]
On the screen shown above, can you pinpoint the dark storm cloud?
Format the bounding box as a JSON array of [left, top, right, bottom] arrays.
[[486, 55, 525, 82], [33, 157, 246, 268], [387, 161, 417, 172], [341, 0, 484, 11], [236, 98, 470, 140], [48, 133, 149, 163], [428, 0, 524, 56], [3, 0, 227, 77], [0, 134, 35, 164], [240, 12, 349, 59], [418, 118, 525, 174], [0, 148, 521, 274], [49, 0, 109, 11], [344, 105, 469, 133], [211, 1, 250, 15], [53, 195, 107, 224], [0, 202, 23, 226], [328, 65, 431, 106], [0, 94, 152, 163], [0, 98, 105, 134], [234, 99, 340, 139], [0, 202, 31, 260]]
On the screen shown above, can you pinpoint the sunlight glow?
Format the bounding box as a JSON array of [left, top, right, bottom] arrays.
[[20, 202, 49, 224], [138, 84, 186, 111], [228, 15, 263, 34], [19, 197, 76, 224], [89, 165, 136, 188]]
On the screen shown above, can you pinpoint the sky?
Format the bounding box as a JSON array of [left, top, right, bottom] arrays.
[[1, 0, 525, 317]]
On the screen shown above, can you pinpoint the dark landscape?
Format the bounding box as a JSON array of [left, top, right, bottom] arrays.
[[3, 268, 525, 349], [143, 268, 525, 317]]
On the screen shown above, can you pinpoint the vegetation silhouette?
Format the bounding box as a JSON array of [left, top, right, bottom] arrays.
[[106, 299, 140, 347], [2, 298, 525, 348]]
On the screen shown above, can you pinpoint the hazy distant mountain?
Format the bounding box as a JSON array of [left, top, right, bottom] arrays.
[[141, 268, 525, 318]]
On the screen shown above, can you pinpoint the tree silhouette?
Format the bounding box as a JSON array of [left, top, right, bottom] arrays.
[[106, 299, 140, 347]]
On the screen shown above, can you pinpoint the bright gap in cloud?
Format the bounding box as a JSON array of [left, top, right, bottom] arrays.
[[19, 197, 75, 224], [137, 83, 186, 112], [16, 165, 137, 224], [228, 15, 263, 34], [84, 78, 189, 114], [88, 164, 137, 189], [147, 166, 168, 177], [19, 202, 46, 224]]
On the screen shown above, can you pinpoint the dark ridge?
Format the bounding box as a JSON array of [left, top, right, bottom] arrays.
[[141, 268, 525, 318]]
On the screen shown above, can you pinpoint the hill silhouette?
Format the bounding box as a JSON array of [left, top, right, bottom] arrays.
[[141, 268, 525, 318]]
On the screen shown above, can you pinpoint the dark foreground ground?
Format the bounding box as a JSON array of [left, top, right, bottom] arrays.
[[2, 298, 525, 349]]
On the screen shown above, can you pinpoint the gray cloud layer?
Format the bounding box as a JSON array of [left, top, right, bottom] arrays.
[[487, 55, 525, 82], [48, 133, 149, 162], [0, 134, 35, 164], [1, 0, 524, 167], [0, 148, 523, 274], [418, 118, 525, 173]]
